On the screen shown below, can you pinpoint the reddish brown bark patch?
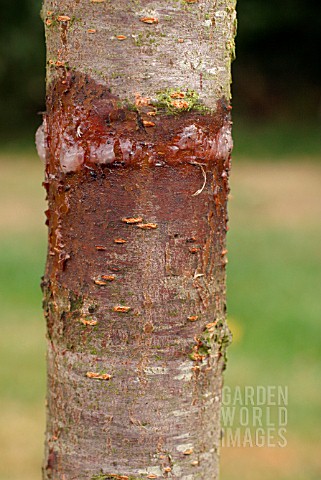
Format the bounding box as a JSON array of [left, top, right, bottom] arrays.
[[44, 70, 232, 174]]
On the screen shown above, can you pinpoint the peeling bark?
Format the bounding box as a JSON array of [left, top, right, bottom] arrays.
[[40, 1, 236, 479]]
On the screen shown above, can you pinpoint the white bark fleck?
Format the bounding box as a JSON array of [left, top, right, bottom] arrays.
[[143, 366, 168, 375], [173, 432, 191, 440], [172, 409, 189, 417], [137, 466, 163, 476], [174, 360, 194, 381], [176, 443, 194, 453]]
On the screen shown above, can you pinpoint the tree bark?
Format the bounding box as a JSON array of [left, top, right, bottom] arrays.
[[39, 1, 236, 479]]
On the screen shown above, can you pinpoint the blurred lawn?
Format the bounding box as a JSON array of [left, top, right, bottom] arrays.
[[0, 154, 46, 480], [222, 162, 321, 480], [232, 120, 321, 159], [0, 152, 320, 480]]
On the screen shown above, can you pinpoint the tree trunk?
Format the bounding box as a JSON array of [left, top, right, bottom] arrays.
[[39, 1, 236, 479]]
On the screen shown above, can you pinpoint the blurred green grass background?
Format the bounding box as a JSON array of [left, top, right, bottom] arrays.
[[222, 161, 321, 480], [0, 150, 320, 479]]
